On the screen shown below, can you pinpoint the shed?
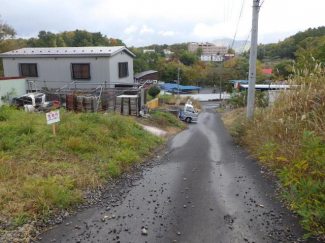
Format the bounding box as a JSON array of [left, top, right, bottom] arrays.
[[134, 70, 158, 83]]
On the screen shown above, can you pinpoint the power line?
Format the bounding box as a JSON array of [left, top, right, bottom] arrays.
[[241, 30, 251, 53], [231, 0, 246, 50], [260, 0, 266, 8]]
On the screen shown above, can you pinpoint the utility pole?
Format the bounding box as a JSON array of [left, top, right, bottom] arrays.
[[177, 67, 180, 95], [246, 0, 260, 118], [219, 60, 222, 101]]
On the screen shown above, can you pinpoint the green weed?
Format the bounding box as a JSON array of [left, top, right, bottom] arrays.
[[149, 111, 186, 129], [0, 107, 163, 233]]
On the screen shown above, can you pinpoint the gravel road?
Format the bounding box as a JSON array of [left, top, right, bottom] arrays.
[[40, 102, 313, 243]]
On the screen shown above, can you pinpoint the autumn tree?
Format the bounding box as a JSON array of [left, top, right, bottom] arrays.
[[0, 16, 16, 41], [0, 16, 19, 75]]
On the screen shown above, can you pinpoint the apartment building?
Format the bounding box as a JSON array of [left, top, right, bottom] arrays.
[[188, 42, 227, 55]]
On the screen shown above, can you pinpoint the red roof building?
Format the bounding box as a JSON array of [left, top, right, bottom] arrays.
[[262, 69, 272, 75]]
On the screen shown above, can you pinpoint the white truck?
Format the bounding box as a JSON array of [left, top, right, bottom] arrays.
[[179, 103, 198, 123]]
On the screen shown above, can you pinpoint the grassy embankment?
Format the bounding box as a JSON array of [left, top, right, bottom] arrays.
[[0, 108, 184, 231], [222, 66, 325, 239]]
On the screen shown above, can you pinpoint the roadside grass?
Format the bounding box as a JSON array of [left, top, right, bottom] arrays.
[[222, 65, 325, 240], [149, 111, 187, 129], [216, 107, 226, 113], [0, 108, 163, 229], [135, 110, 187, 133]]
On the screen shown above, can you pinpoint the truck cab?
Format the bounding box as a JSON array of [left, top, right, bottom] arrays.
[[179, 103, 198, 123]]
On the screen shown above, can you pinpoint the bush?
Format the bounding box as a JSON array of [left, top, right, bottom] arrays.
[[148, 86, 160, 98], [226, 90, 268, 109]]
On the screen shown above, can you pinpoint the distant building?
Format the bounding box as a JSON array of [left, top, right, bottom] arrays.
[[262, 69, 273, 76], [200, 54, 224, 62], [163, 49, 174, 55], [143, 49, 155, 54], [224, 53, 235, 61], [188, 42, 227, 55]]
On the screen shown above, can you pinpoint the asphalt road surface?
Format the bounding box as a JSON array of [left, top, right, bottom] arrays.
[[40, 102, 312, 243]]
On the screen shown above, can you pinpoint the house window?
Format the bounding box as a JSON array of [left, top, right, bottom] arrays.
[[118, 62, 129, 78], [20, 63, 38, 77], [71, 63, 91, 79]]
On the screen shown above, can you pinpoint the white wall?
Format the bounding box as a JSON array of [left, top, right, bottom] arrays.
[[0, 78, 27, 105], [109, 51, 134, 84], [2, 53, 134, 89]]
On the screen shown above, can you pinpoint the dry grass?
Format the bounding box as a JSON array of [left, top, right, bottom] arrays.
[[159, 94, 202, 111], [222, 64, 325, 240], [135, 110, 187, 133]]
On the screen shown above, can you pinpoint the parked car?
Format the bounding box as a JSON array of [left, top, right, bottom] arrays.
[[179, 103, 198, 123]]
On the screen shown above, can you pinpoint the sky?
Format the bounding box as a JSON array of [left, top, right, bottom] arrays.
[[1, 0, 324, 47]]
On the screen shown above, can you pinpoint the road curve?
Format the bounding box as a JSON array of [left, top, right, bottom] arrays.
[[40, 102, 312, 243]]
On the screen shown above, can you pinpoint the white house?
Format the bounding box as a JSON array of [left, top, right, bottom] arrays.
[[0, 46, 135, 89], [163, 49, 174, 55], [200, 54, 224, 62]]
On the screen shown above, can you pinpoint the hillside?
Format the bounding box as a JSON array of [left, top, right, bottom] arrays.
[[257, 26, 325, 61]]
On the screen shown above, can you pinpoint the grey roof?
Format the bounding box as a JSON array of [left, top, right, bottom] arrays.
[[134, 70, 158, 79], [0, 46, 135, 58]]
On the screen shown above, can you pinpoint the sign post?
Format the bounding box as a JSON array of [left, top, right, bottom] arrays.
[[46, 110, 60, 135]]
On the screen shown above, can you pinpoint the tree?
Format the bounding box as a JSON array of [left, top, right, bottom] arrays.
[[179, 51, 198, 66], [148, 86, 160, 98], [56, 35, 66, 47], [37, 31, 57, 47], [0, 17, 18, 76], [73, 30, 92, 46], [0, 16, 16, 41], [227, 47, 235, 54], [273, 59, 294, 79], [196, 47, 203, 57]]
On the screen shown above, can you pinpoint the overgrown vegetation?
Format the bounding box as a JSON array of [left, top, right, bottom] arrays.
[[222, 63, 325, 240], [226, 90, 268, 109], [158, 94, 202, 111], [0, 108, 163, 230], [148, 111, 186, 129]]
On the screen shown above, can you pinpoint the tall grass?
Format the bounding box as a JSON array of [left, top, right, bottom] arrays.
[[222, 62, 325, 240], [158, 94, 202, 110], [0, 109, 163, 230]]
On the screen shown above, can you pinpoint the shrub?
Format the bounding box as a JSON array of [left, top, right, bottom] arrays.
[[148, 86, 160, 98], [226, 90, 268, 109]]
